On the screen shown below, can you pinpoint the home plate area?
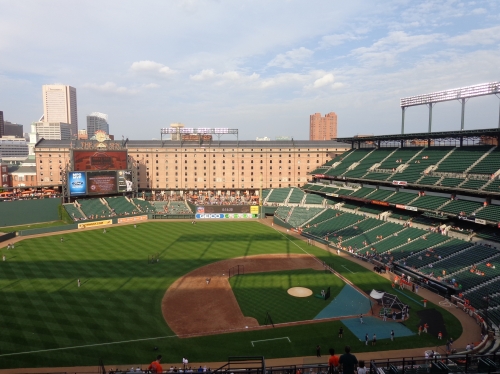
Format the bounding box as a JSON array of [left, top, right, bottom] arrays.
[[342, 316, 415, 340]]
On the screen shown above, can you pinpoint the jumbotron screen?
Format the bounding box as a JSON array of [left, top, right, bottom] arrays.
[[86, 171, 118, 195], [73, 150, 128, 171], [198, 205, 252, 214]]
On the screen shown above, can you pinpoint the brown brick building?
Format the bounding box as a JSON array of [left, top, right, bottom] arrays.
[[34, 139, 348, 192], [310, 112, 338, 141]]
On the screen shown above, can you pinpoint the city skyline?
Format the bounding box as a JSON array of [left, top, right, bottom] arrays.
[[1, 1, 499, 140]]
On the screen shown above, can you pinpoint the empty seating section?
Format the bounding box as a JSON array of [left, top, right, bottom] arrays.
[[440, 199, 482, 215], [437, 146, 491, 173], [168, 201, 192, 214], [420, 245, 499, 276], [418, 176, 440, 186], [304, 194, 324, 205], [475, 204, 500, 222], [350, 187, 376, 198], [460, 179, 487, 190], [342, 202, 361, 210], [262, 189, 272, 199], [410, 195, 449, 210], [78, 199, 110, 218], [64, 203, 86, 220], [336, 189, 354, 195], [307, 184, 324, 191], [394, 147, 453, 183], [325, 149, 374, 176], [358, 205, 389, 214], [330, 218, 382, 242], [466, 278, 500, 308], [287, 207, 324, 227], [150, 201, 168, 212], [368, 227, 424, 254], [385, 192, 418, 205], [367, 189, 394, 201], [476, 227, 500, 243], [363, 172, 391, 181], [306, 208, 339, 226], [469, 147, 500, 174], [301, 184, 312, 190], [303, 213, 360, 238], [452, 259, 500, 290], [274, 206, 291, 221], [342, 222, 403, 250], [132, 198, 155, 213], [483, 180, 500, 192], [105, 197, 137, 215], [404, 239, 473, 269], [377, 148, 423, 170], [324, 159, 337, 166], [389, 233, 449, 262], [438, 178, 464, 188], [288, 188, 305, 204], [319, 186, 339, 194], [267, 188, 291, 203], [343, 148, 396, 178], [310, 167, 327, 174]]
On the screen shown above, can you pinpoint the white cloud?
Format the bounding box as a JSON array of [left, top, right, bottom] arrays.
[[351, 31, 442, 66], [130, 60, 176, 77], [142, 83, 160, 89], [267, 47, 313, 68], [471, 8, 487, 15], [190, 69, 259, 84], [313, 73, 335, 88], [321, 32, 363, 47], [447, 25, 500, 46], [83, 82, 138, 95]]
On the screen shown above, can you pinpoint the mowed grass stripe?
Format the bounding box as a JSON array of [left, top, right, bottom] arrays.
[[0, 221, 461, 369]]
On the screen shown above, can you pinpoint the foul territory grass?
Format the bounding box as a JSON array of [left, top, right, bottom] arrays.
[[0, 220, 67, 233], [0, 221, 462, 369], [230, 269, 344, 324]]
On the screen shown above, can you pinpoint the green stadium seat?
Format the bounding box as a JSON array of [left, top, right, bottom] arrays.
[[469, 147, 500, 174], [287, 207, 324, 227], [410, 195, 449, 210], [105, 197, 138, 215], [64, 203, 86, 220], [475, 204, 500, 223], [440, 199, 483, 216], [437, 146, 492, 174], [287, 188, 305, 204], [304, 194, 324, 205], [78, 199, 111, 218], [267, 188, 292, 203]]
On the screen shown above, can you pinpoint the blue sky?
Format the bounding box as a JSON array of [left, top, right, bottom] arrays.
[[1, 0, 499, 140]]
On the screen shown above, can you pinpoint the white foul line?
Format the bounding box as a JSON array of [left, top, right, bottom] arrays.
[[251, 337, 291, 347], [0, 334, 178, 358], [341, 265, 355, 274]]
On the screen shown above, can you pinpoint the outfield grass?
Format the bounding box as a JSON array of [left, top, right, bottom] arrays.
[[0, 220, 67, 233], [0, 221, 462, 369], [229, 269, 345, 324]]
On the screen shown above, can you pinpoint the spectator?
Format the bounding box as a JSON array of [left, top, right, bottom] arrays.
[[148, 355, 163, 373], [339, 346, 358, 374]]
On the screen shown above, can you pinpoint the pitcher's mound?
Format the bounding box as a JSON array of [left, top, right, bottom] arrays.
[[288, 287, 313, 297]]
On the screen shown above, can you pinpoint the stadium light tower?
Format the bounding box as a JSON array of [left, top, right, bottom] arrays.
[[400, 81, 500, 134]]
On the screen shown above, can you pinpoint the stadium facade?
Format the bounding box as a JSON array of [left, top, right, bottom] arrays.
[[34, 138, 349, 192]]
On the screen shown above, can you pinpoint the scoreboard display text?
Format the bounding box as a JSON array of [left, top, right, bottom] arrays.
[[195, 205, 259, 219]]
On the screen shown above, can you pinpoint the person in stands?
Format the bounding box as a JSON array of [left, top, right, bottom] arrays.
[[339, 346, 358, 374], [148, 355, 163, 373]]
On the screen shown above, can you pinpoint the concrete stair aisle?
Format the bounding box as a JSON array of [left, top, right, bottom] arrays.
[[435, 147, 457, 168], [343, 220, 394, 245], [300, 208, 328, 227], [386, 148, 426, 181], [74, 201, 88, 219], [284, 188, 295, 204], [465, 146, 497, 173], [436, 198, 453, 211], [263, 189, 274, 204], [355, 226, 409, 253], [340, 148, 378, 176]]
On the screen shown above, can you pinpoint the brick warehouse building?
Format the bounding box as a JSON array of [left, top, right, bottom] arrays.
[[34, 139, 348, 192]]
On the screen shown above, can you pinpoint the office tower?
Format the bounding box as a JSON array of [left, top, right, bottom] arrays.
[[309, 112, 337, 140], [0, 111, 4, 137], [86, 112, 109, 138], [42, 85, 78, 136], [34, 122, 71, 140], [4, 122, 24, 138]]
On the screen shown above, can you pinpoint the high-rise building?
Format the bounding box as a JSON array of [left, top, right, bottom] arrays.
[[0, 136, 29, 159], [42, 85, 78, 136], [34, 122, 72, 140], [0, 111, 4, 137], [4, 122, 24, 138], [309, 112, 337, 141], [86, 112, 109, 138]]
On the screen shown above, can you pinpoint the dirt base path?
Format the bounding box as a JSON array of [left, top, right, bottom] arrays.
[[162, 253, 325, 336]]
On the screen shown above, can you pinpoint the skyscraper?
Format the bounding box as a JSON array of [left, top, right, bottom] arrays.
[[42, 85, 78, 136], [0, 111, 4, 138], [86, 112, 109, 138], [309, 112, 337, 141]]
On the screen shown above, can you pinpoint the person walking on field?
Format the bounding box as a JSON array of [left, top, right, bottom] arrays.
[[77, 279, 81, 288], [359, 314, 363, 324], [391, 330, 394, 341], [338, 327, 343, 338]]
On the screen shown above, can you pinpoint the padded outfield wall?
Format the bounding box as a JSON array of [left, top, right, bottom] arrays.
[[0, 199, 61, 227]]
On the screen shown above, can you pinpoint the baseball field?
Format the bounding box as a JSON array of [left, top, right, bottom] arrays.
[[0, 221, 462, 369]]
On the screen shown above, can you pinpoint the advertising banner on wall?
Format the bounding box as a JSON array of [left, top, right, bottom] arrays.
[[86, 171, 117, 195], [73, 150, 128, 171], [78, 219, 112, 229], [68, 172, 87, 196], [117, 215, 148, 224]]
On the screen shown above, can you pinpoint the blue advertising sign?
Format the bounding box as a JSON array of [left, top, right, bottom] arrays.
[[68, 172, 87, 196]]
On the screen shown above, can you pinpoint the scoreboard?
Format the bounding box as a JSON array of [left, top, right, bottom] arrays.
[[195, 205, 260, 219]]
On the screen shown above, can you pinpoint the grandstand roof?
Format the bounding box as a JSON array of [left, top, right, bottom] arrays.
[[334, 128, 500, 144], [36, 139, 348, 149]]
